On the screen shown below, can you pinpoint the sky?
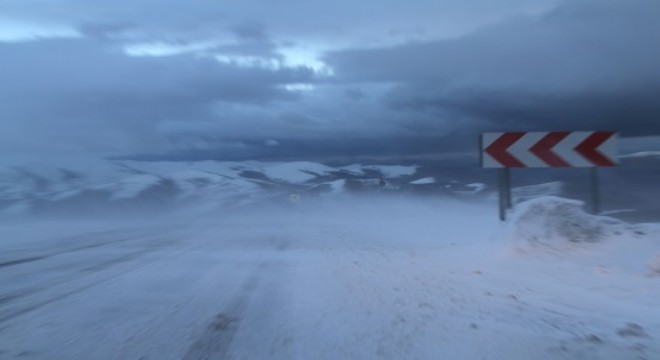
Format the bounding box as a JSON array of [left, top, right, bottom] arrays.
[[1, 0, 659, 163]]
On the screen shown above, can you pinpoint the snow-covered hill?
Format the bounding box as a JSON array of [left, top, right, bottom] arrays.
[[5, 155, 659, 219], [0, 160, 442, 216]]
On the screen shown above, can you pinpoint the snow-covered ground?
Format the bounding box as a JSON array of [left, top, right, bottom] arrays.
[[0, 196, 659, 359]]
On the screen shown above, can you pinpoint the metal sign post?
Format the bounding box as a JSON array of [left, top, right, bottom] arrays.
[[497, 168, 513, 221], [504, 168, 512, 210], [590, 167, 600, 215], [481, 131, 618, 221], [498, 169, 506, 221]]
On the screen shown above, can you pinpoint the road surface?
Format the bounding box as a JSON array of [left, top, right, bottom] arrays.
[[1, 200, 659, 359]]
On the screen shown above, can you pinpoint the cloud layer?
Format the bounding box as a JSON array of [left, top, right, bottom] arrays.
[[1, 0, 658, 162]]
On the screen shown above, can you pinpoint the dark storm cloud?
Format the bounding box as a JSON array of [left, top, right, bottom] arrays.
[[0, 0, 555, 43], [2, 0, 657, 163], [326, 0, 660, 137], [231, 22, 269, 42], [383, 85, 660, 137], [78, 22, 137, 38], [0, 38, 315, 154]]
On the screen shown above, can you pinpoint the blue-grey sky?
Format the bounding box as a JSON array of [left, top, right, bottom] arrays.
[[1, 0, 659, 162]]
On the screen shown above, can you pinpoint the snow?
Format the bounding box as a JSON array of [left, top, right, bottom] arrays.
[[512, 181, 563, 203], [107, 174, 163, 199], [0, 159, 350, 215], [326, 179, 346, 193], [363, 165, 417, 177], [410, 177, 435, 185], [510, 196, 620, 249], [337, 164, 417, 178], [620, 151, 660, 159], [1, 195, 659, 359], [509, 196, 660, 275], [466, 182, 486, 192], [650, 254, 660, 277], [0, 160, 338, 202], [260, 161, 336, 183], [452, 182, 487, 195], [339, 164, 366, 175], [168, 171, 250, 198]]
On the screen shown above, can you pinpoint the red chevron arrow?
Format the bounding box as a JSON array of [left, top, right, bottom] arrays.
[[484, 132, 526, 167], [574, 131, 617, 166], [529, 131, 571, 167]]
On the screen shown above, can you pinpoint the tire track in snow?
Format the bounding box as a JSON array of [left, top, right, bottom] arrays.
[[182, 263, 266, 360], [0, 229, 152, 263], [0, 229, 189, 316], [0, 249, 150, 307], [0, 240, 201, 327], [0, 226, 185, 268], [0, 256, 48, 269]]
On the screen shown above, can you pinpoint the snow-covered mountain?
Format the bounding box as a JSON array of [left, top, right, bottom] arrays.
[[4, 154, 659, 219], [1, 159, 491, 216]]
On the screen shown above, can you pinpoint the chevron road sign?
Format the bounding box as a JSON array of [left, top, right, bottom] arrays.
[[481, 131, 619, 221], [481, 131, 618, 168]]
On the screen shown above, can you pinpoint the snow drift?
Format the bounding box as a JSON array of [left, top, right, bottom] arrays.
[[511, 196, 625, 248], [650, 254, 660, 277], [510, 196, 660, 277]]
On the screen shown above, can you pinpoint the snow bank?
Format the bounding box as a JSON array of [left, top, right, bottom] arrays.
[[650, 254, 660, 277], [510, 196, 626, 250], [510, 196, 660, 276]]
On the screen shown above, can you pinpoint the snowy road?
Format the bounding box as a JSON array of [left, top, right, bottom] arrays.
[[1, 198, 659, 359]]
